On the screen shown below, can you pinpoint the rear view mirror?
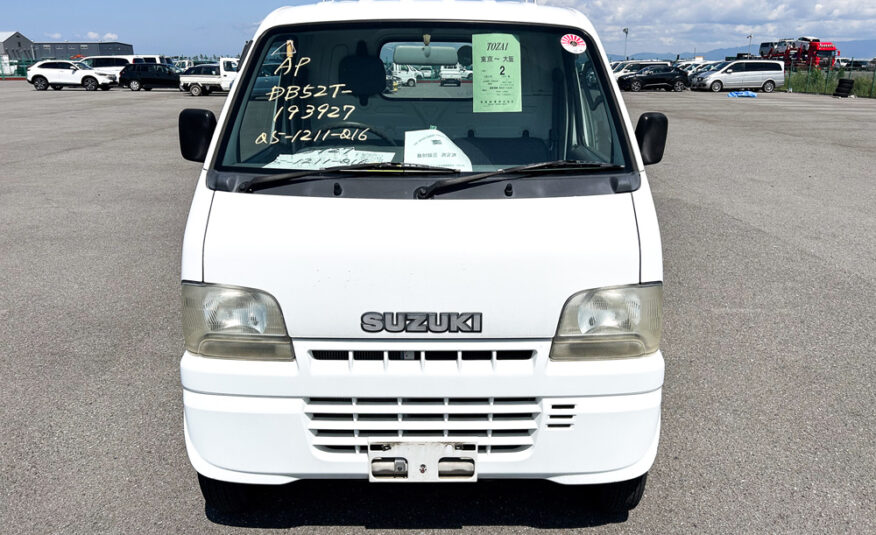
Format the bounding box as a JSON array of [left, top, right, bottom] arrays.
[[179, 109, 217, 162], [635, 112, 668, 165]]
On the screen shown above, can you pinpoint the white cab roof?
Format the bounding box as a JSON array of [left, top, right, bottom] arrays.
[[255, 1, 597, 39]]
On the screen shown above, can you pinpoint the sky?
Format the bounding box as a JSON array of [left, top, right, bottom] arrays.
[[3, 0, 875, 57]]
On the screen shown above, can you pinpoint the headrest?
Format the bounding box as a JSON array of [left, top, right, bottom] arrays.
[[339, 41, 385, 105]]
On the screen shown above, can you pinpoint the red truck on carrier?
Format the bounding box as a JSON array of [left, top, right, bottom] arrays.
[[763, 37, 838, 69]]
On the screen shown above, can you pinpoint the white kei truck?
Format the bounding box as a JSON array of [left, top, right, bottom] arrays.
[[178, 58, 240, 96], [177, 0, 668, 515]]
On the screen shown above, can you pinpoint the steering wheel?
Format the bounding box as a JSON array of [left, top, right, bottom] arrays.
[[320, 122, 397, 146]]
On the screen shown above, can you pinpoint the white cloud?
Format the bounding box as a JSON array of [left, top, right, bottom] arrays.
[[86, 31, 100, 40], [45, 32, 62, 40], [103, 32, 118, 40], [543, 0, 876, 54]]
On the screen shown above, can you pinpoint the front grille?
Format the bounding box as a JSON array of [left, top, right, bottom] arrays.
[[306, 397, 540, 455], [311, 349, 534, 363]]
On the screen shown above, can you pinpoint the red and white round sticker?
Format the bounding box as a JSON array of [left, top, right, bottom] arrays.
[[561, 34, 586, 54]]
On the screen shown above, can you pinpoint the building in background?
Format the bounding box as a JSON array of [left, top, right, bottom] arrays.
[[0, 31, 35, 60], [32, 41, 134, 60]]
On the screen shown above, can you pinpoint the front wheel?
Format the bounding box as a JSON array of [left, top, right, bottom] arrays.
[[82, 77, 98, 91], [406, 78, 416, 87], [593, 473, 648, 513], [129, 79, 141, 91], [33, 77, 49, 91], [762, 80, 775, 93], [710, 80, 723, 92], [189, 84, 203, 96], [197, 474, 258, 513], [630, 80, 642, 92], [673, 80, 685, 92]]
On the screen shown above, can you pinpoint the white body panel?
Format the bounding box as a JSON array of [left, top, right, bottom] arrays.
[[180, 0, 665, 488], [202, 192, 640, 339]]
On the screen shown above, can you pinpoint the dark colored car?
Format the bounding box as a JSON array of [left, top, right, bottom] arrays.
[[619, 65, 689, 92], [119, 63, 180, 91]]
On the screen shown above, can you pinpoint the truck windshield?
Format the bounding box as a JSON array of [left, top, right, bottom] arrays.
[[217, 22, 629, 179]]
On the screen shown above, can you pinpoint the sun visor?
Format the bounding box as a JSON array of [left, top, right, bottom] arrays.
[[393, 45, 459, 65]]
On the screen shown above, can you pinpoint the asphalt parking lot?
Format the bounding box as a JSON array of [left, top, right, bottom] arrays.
[[0, 82, 874, 534]]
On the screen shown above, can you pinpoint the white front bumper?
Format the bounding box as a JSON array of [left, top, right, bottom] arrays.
[[181, 341, 663, 486]]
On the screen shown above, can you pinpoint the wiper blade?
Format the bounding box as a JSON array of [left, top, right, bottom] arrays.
[[414, 160, 624, 199], [238, 162, 460, 192], [332, 162, 461, 174]]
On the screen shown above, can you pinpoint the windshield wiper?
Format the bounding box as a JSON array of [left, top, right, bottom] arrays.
[[414, 160, 624, 199], [238, 162, 459, 192]]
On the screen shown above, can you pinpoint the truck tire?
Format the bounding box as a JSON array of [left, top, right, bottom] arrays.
[[762, 80, 775, 93], [190, 84, 203, 97], [130, 79, 142, 91], [593, 473, 647, 513], [33, 76, 49, 91], [51, 84, 63, 91], [710, 80, 723, 92], [82, 77, 98, 91], [406, 78, 416, 87], [197, 473, 257, 513]]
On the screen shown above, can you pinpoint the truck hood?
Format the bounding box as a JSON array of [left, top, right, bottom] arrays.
[[202, 191, 640, 339]]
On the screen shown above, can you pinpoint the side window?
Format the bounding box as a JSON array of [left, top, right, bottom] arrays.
[[144, 57, 157, 64], [768, 62, 782, 71], [210, 66, 219, 76]]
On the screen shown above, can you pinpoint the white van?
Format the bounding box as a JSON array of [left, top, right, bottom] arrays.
[[691, 59, 784, 92], [178, 0, 667, 515]]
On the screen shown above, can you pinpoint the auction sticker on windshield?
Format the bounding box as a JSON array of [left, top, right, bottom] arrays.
[[561, 34, 586, 54], [472, 33, 521, 113]]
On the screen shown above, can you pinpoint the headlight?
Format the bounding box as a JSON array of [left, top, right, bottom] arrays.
[[181, 283, 294, 360], [549, 283, 662, 360]]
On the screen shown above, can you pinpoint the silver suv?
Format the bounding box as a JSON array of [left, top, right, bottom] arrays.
[[691, 60, 784, 93]]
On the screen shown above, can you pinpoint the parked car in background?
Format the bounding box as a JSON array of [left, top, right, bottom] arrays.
[[690, 60, 784, 92], [846, 59, 871, 71], [119, 63, 180, 91], [439, 64, 470, 86], [179, 58, 239, 95], [137, 55, 175, 66], [391, 64, 425, 86], [612, 60, 671, 79], [618, 65, 689, 92], [79, 56, 135, 81], [26, 60, 117, 91]]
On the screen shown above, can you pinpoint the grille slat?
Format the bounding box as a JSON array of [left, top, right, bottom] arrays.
[[307, 420, 537, 431], [305, 403, 539, 414], [307, 397, 540, 455], [311, 349, 535, 363]]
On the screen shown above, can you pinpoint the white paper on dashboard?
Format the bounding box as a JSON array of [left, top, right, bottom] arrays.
[[264, 147, 395, 169], [403, 129, 473, 172]]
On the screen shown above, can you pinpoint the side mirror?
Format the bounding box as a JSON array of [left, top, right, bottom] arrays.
[[635, 112, 668, 165], [179, 109, 217, 163]]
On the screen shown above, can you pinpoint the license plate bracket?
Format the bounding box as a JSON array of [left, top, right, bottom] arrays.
[[367, 440, 478, 482]]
